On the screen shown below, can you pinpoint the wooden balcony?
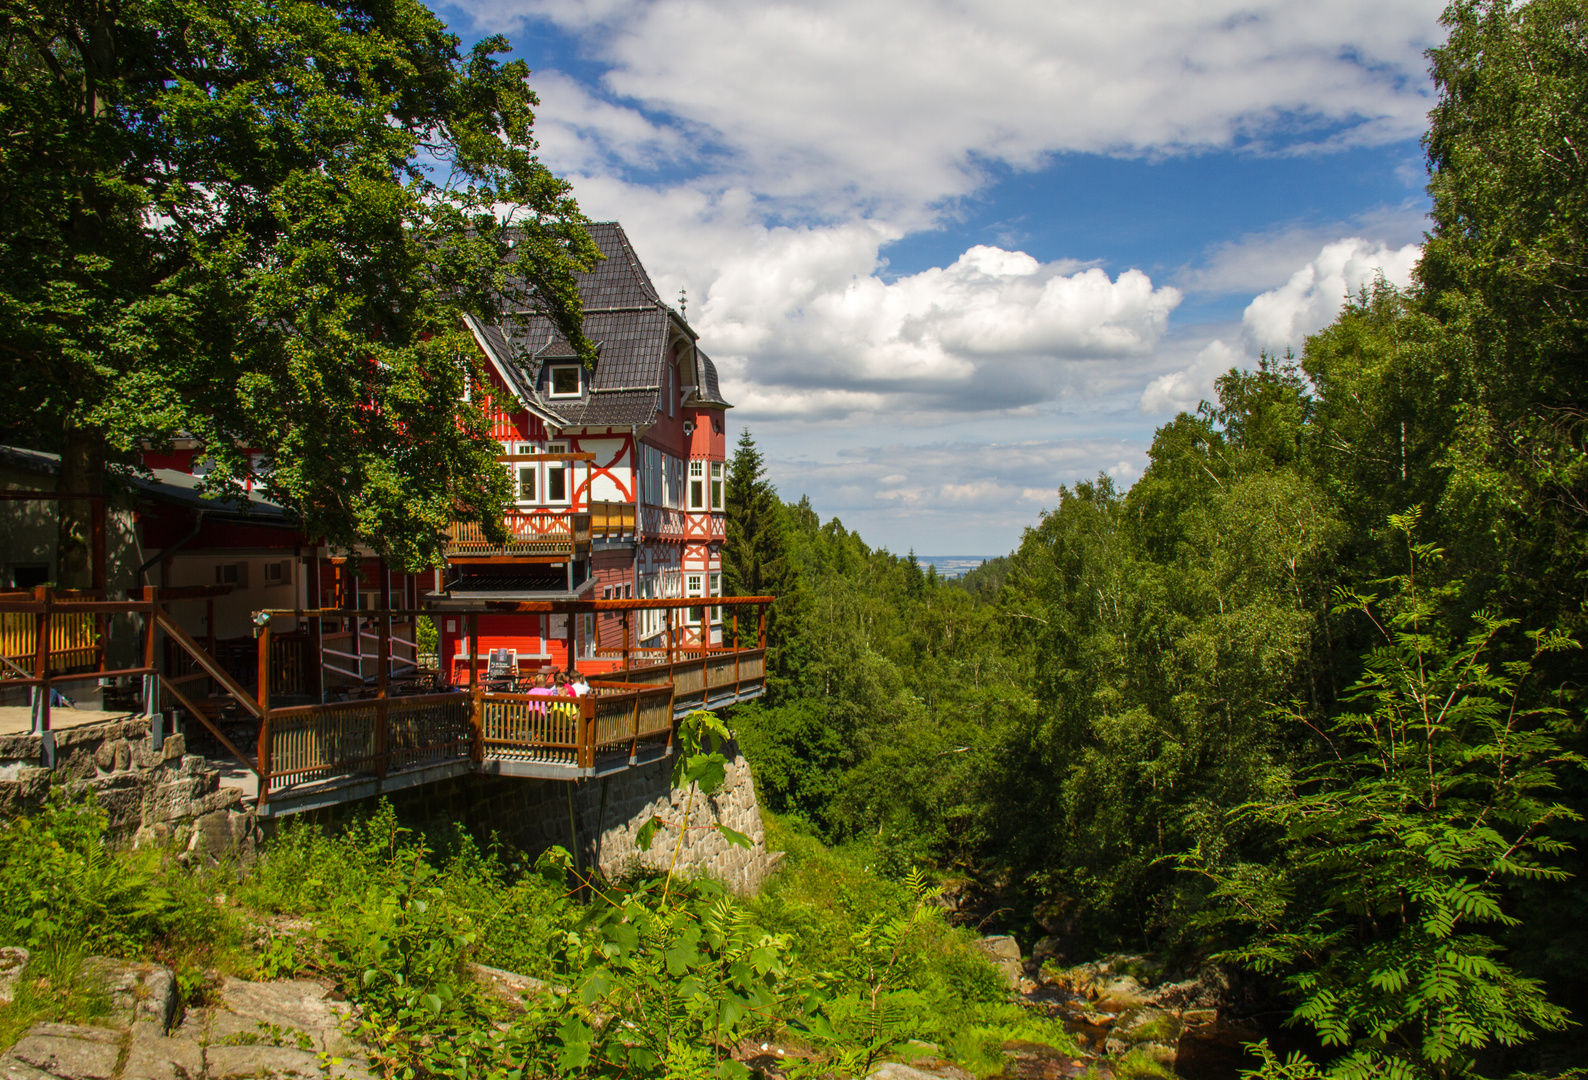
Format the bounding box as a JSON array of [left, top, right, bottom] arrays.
[[444, 511, 591, 559]]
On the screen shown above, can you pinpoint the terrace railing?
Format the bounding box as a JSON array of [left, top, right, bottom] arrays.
[[444, 511, 592, 558]]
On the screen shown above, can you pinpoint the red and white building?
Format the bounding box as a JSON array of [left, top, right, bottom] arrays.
[[432, 223, 733, 682]]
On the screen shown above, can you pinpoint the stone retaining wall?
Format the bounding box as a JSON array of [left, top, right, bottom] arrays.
[[0, 717, 775, 894], [0, 718, 258, 861], [351, 741, 776, 894]]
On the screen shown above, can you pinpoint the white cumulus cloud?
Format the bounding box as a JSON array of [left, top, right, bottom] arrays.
[[475, 0, 1444, 220], [1139, 339, 1242, 415], [1242, 238, 1422, 351]]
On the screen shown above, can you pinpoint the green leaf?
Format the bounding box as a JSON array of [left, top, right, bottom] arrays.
[[636, 815, 664, 852]]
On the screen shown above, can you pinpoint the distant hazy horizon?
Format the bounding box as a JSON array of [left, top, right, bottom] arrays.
[[915, 554, 1007, 579]]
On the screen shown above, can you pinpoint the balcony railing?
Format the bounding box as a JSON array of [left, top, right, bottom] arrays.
[[445, 511, 591, 558]]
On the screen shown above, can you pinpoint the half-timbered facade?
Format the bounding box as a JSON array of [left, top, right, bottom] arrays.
[[432, 223, 731, 683]]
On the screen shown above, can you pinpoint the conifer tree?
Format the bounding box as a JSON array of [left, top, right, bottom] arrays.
[[722, 428, 797, 686]]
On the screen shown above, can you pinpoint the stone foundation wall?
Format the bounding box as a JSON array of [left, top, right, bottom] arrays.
[[0, 719, 775, 894], [0, 718, 258, 862], [360, 742, 776, 894]]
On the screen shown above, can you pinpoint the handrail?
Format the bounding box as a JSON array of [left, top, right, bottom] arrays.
[[156, 611, 264, 719], [159, 674, 261, 777]]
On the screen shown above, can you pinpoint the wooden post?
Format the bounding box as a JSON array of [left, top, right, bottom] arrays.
[[758, 605, 767, 648], [377, 560, 390, 778], [256, 618, 271, 715], [621, 611, 631, 670], [566, 608, 577, 674], [256, 616, 272, 810], [307, 554, 323, 700], [665, 607, 674, 665], [32, 586, 50, 736], [733, 609, 741, 696], [580, 694, 596, 770], [142, 586, 159, 719], [468, 613, 482, 761]]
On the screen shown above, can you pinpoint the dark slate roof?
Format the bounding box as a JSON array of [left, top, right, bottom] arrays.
[[472, 222, 730, 428], [571, 222, 663, 308], [692, 351, 728, 407]]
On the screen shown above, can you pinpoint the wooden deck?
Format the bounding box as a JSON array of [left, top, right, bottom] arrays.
[[1, 587, 771, 817]]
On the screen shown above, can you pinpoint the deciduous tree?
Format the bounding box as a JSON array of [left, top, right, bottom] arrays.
[[0, 0, 600, 581]]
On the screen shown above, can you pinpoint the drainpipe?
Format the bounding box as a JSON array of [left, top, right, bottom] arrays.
[[138, 509, 207, 584]]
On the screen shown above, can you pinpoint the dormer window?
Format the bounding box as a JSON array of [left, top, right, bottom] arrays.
[[549, 365, 581, 398]]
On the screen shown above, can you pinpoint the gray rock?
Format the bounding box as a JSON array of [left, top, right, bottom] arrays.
[[205, 976, 358, 1057], [868, 1065, 945, 1080], [205, 1045, 374, 1080], [0, 946, 29, 1004], [974, 934, 1021, 962], [1, 1023, 121, 1080], [78, 957, 177, 1031], [971, 934, 1023, 989], [1094, 974, 1149, 1010], [122, 1022, 203, 1080]]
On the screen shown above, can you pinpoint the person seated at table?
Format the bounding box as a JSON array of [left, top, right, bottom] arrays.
[[570, 671, 591, 697]]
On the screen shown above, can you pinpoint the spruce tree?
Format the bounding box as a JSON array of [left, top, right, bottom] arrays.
[[723, 428, 798, 689]]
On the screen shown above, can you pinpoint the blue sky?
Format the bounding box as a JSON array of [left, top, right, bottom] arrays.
[[438, 0, 1445, 555]]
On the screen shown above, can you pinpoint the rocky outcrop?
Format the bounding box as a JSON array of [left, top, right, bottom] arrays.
[[0, 955, 371, 1080], [1034, 953, 1263, 1080], [0, 718, 257, 864], [972, 935, 1023, 989]]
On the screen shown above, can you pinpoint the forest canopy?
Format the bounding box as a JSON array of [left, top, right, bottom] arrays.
[[723, 2, 1588, 1075]]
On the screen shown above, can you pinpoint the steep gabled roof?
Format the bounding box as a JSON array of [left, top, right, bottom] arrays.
[[574, 222, 663, 309], [474, 222, 730, 429]]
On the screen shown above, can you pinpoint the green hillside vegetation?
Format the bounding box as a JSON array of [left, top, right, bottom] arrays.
[[0, 789, 1072, 1080]]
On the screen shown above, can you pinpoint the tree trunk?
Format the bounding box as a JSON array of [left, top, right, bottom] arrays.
[[55, 417, 106, 590]]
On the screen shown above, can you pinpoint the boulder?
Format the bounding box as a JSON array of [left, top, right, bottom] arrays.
[[0, 947, 28, 1005], [465, 962, 560, 1009], [121, 1022, 204, 1080], [196, 976, 359, 1057], [78, 957, 178, 1032], [1093, 974, 1149, 1011], [1109, 1007, 1179, 1047], [971, 935, 1022, 989], [0, 1023, 121, 1080]]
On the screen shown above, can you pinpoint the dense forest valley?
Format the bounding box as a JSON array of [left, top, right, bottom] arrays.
[[718, 1, 1588, 1072], [3, 1, 1588, 1079]]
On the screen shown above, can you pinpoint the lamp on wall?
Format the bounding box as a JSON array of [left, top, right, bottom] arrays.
[[682, 420, 696, 435]]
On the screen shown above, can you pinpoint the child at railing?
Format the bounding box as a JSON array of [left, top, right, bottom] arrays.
[[525, 671, 553, 716]]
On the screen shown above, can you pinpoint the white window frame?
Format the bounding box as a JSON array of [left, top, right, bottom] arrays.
[[688, 460, 706, 510], [710, 571, 721, 625], [685, 573, 703, 626], [545, 442, 570, 504], [548, 365, 581, 398], [710, 462, 724, 510]]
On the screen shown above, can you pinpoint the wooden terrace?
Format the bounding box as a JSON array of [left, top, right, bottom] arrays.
[[1, 588, 772, 818]]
